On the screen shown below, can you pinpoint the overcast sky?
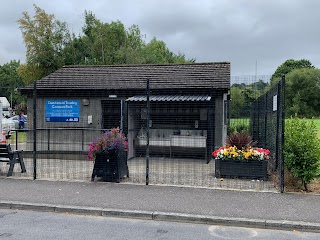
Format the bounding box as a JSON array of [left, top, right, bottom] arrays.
[[0, 0, 319, 76]]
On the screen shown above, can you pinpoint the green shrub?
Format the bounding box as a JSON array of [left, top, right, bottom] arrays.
[[228, 122, 250, 134], [284, 117, 320, 191]]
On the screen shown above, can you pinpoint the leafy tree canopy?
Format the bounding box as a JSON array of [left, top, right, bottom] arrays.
[[0, 60, 25, 108], [285, 68, 320, 117], [64, 11, 194, 66], [271, 59, 314, 85], [18, 4, 70, 79], [18, 6, 193, 84], [230, 79, 270, 118]]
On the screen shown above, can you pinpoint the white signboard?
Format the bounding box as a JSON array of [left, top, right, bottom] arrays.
[[273, 95, 277, 111]]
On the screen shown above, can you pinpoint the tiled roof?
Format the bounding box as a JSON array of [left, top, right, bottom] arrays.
[[24, 62, 230, 91]]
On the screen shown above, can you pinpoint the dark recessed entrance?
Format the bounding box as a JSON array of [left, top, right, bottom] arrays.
[[101, 100, 122, 130]]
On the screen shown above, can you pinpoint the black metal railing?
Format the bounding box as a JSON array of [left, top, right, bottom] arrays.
[[1, 75, 285, 193]]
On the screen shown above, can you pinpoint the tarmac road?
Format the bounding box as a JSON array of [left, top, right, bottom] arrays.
[[0, 179, 319, 232], [1, 209, 320, 240]]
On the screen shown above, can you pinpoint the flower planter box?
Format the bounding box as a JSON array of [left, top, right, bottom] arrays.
[[215, 159, 268, 180], [91, 149, 129, 182]]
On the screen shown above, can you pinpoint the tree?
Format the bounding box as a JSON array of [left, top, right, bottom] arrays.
[[230, 86, 245, 118], [271, 59, 314, 85], [285, 68, 320, 117], [64, 14, 193, 66], [142, 37, 193, 64], [250, 80, 269, 91], [92, 20, 126, 64], [64, 11, 97, 65], [18, 4, 70, 78], [0, 60, 25, 108], [115, 24, 146, 64], [230, 82, 266, 118], [63, 33, 89, 65], [17, 64, 44, 85], [18, 6, 193, 81], [66, 11, 143, 65]]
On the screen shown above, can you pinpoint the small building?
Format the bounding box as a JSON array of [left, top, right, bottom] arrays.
[[21, 62, 230, 161]]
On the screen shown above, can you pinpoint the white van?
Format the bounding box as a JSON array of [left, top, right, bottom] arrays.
[[0, 97, 11, 117], [0, 97, 13, 138]]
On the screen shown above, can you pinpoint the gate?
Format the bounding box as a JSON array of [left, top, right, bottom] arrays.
[[251, 76, 285, 192]]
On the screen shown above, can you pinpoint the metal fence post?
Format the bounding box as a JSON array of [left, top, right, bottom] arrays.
[[15, 130, 18, 150], [81, 129, 84, 151], [263, 93, 267, 148], [280, 75, 285, 193], [120, 100, 124, 131], [47, 129, 50, 150], [33, 80, 37, 180], [146, 79, 150, 185]]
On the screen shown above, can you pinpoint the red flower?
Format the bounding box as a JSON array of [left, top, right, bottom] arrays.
[[212, 150, 218, 157], [212, 147, 225, 157], [257, 148, 270, 155]]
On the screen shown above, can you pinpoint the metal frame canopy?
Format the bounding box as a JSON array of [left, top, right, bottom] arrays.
[[126, 95, 212, 102]]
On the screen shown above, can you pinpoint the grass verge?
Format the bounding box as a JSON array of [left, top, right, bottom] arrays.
[[7, 131, 27, 143]]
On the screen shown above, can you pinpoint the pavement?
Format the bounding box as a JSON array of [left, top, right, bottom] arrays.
[[0, 178, 320, 232]]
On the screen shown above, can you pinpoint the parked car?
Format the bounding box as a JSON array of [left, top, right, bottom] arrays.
[[1, 117, 15, 139], [8, 115, 28, 129]]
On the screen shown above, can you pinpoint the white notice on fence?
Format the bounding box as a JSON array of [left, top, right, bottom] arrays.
[[273, 95, 277, 111]]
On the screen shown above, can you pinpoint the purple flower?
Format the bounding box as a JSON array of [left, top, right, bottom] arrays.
[[87, 127, 128, 161]]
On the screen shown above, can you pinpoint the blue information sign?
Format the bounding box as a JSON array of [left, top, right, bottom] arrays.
[[46, 100, 80, 122]]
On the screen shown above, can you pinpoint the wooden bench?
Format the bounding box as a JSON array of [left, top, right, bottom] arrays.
[[0, 144, 26, 177]]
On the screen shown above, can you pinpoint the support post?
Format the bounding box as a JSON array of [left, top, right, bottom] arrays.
[[280, 75, 285, 193], [146, 79, 150, 185], [33, 81, 37, 180]]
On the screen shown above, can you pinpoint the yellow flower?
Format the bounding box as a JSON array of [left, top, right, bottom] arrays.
[[244, 151, 251, 159], [231, 151, 238, 158]]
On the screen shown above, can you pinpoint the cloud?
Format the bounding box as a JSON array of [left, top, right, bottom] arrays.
[[0, 0, 320, 76]]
